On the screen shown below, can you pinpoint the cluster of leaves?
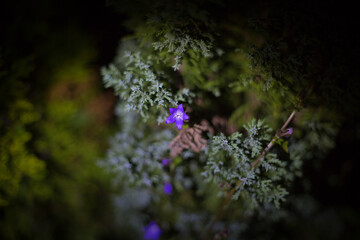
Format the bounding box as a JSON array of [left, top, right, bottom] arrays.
[[203, 120, 290, 209], [100, 103, 220, 239], [242, 2, 360, 116], [98, 1, 359, 239], [288, 108, 340, 174], [150, 14, 213, 71], [109, 0, 217, 71], [102, 48, 194, 122], [1, 0, 355, 239], [101, 103, 174, 188], [101, 108, 311, 239]]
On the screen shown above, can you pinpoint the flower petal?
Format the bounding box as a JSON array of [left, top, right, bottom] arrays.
[[166, 115, 175, 124], [169, 108, 176, 114], [163, 182, 172, 195], [177, 104, 184, 112], [175, 120, 183, 130], [183, 113, 189, 120], [162, 158, 170, 166], [144, 221, 162, 240]]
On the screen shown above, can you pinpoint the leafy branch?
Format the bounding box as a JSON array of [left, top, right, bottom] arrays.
[[202, 110, 297, 240]]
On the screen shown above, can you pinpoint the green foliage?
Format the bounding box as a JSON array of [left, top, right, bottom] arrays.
[[288, 108, 340, 175], [102, 103, 174, 187], [203, 120, 290, 209], [30, 98, 112, 240], [0, 99, 45, 206], [2, 0, 359, 239], [100, 103, 223, 239], [109, 0, 217, 70], [242, 3, 360, 116], [99, 1, 360, 239], [0, 4, 121, 238], [154, 33, 212, 71], [102, 49, 195, 122]]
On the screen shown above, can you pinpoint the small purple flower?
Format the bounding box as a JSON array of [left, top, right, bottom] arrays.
[[144, 221, 162, 240], [162, 158, 170, 166], [282, 128, 293, 137], [166, 104, 189, 130], [277, 127, 293, 138], [163, 182, 172, 195]]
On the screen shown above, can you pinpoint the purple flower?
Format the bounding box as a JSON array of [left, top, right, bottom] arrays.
[[163, 182, 172, 195], [165, 104, 189, 130], [144, 221, 162, 240], [277, 127, 293, 138], [282, 128, 293, 137], [162, 158, 170, 166], [286, 128, 293, 135]]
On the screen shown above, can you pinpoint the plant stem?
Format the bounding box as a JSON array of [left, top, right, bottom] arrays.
[[281, 110, 296, 130], [251, 110, 296, 168], [202, 110, 297, 240]]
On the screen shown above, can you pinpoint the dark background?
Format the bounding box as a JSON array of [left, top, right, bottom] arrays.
[[1, 0, 359, 239]]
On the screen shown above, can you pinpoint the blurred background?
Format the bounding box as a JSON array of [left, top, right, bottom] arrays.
[[0, 0, 129, 239], [1, 0, 360, 239]]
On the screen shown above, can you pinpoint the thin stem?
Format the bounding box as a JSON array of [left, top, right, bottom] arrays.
[[281, 110, 296, 130], [202, 110, 297, 240], [202, 180, 242, 240], [251, 139, 275, 169], [252, 109, 296, 168]]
